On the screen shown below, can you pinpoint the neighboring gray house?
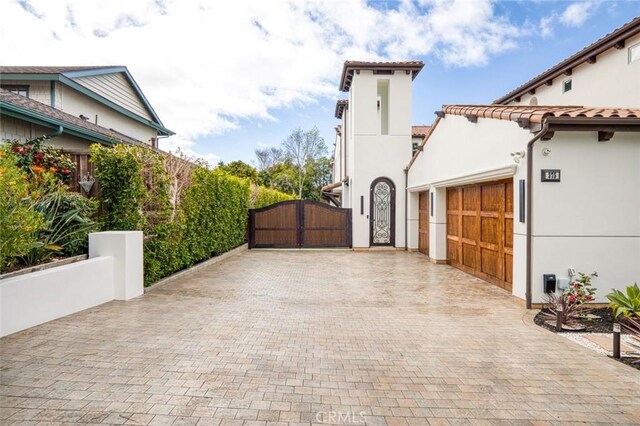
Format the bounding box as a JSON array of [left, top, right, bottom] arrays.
[[0, 66, 174, 193]]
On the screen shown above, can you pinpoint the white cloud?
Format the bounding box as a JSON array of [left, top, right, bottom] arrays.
[[559, 1, 598, 27], [1, 0, 523, 161]]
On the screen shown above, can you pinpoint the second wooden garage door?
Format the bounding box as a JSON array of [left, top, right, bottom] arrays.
[[446, 179, 513, 292]]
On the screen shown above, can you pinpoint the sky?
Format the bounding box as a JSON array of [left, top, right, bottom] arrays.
[[1, 0, 638, 166]]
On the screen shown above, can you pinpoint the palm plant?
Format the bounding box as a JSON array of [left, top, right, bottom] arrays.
[[21, 190, 98, 265]]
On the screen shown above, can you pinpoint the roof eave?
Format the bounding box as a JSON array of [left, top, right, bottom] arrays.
[[0, 100, 133, 146], [339, 62, 424, 92]]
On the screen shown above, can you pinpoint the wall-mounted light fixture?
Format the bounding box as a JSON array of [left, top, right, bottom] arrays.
[[510, 151, 525, 163]]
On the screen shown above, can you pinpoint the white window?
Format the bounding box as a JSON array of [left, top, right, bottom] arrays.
[[629, 42, 640, 64], [562, 79, 572, 93]]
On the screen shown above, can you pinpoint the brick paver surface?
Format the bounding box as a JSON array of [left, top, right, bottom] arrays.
[[2, 250, 640, 425]]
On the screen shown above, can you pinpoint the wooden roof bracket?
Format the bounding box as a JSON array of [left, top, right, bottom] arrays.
[[465, 114, 478, 123], [598, 130, 615, 142], [435, 110, 445, 118], [615, 40, 626, 49]]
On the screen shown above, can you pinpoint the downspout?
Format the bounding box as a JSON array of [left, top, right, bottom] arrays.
[[525, 121, 549, 309], [48, 125, 63, 138], [404, 168, 408, 251]]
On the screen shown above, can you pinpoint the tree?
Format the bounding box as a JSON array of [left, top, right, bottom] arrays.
[[254, 147, 284, 171], [282, 127, 327, 199], [216, 160, 258, 183], [302, 157, 332, 201]]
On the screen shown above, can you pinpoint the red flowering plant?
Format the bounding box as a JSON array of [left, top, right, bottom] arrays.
[[566, 271, 598, 305], [541, 271, 597, 329], [6, 136, 75, 183]]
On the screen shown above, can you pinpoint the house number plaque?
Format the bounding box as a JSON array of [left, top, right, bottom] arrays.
[[541, 169, 561, 182]]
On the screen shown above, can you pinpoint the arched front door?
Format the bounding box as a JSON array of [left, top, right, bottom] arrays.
[[370, 177, 395, 246]]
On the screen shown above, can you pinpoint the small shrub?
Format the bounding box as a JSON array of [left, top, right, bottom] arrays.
[[620, 317, 640, 364], [0, 151, 45, 272], [607, 283, 640, 319], [541, 271, 597, 328], [21, 189, 99, 265]]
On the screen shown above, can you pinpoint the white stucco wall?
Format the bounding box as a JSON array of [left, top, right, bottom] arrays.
[[509, 33, 640, 108], [529, 132, 640, 303], [408, 114, 640, 304], [408, 115, 529, 294], [0, 231, 143, 337], [347, 70, 414, 248]]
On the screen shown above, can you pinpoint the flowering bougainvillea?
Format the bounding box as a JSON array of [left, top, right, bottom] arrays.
[[7, 136, 75, 183]]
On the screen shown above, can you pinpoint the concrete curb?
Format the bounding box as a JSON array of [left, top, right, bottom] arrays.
[[144, 244, 248, 293]]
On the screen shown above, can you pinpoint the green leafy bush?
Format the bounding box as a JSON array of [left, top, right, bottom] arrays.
[[91, 144, 146, 230], [607, 283, 640, 319], [0, 151, 45, 272]]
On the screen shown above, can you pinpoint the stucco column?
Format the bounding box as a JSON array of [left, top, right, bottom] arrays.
[[430, 187, 448, 262], [406, 191, 419, 250], [89, 231, 144, 300]]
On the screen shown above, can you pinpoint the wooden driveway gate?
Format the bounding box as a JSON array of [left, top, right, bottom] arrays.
[[248, 200, 352, 248]]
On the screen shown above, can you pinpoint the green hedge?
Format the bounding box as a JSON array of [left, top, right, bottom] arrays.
[[91, 145, 289, 285], [251, 185, 295, 209]]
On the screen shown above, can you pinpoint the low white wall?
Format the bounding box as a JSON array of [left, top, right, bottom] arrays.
[[1, 231, 143, 337]]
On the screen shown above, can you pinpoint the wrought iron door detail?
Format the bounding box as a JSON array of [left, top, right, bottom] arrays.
[[370, 178, 395, 246]]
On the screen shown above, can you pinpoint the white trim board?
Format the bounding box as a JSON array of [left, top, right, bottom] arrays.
[[407, 165, 518, 191]]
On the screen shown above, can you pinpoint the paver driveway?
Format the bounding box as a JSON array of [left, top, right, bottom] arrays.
[[2, 250, 640, 425]]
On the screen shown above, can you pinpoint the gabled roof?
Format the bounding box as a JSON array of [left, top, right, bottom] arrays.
[[339, 61, 424, 92], [0, 89, 143, 146], [494, 16, 640, 104], [411, 125, 431, 137], [335, 99, 348, 119], [443, 104, 640, 125], [0, 66, 174, 136]]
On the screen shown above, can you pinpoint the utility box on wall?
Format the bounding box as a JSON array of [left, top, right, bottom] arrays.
[[543, 274, 556, 293]]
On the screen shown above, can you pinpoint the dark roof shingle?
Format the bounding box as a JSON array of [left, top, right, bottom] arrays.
[[0, 89, 143, 145], [0, 66, 122, 74]]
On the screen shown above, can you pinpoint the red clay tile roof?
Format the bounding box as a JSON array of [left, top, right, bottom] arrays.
[[339, 61, 424, 92], [0, 89, 143, 145], [0, 66, 121, 74], [411, 125, 431, 137], [335, 99, 348, 119], [443, 105, 640, 124], [494, 17, 640, 104]]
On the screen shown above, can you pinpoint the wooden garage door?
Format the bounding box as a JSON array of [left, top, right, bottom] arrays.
[[418, 191, 429, 256], [446, 179, 513, 292]]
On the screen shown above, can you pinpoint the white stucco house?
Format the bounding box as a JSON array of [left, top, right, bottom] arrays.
[[323, 61, 424, 249], [327, 17, 640, 308]]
